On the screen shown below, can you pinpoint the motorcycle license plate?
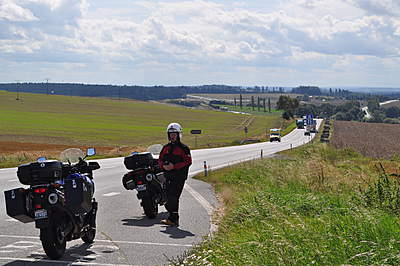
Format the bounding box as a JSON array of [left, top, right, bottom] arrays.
[[35, 209, 48, 220], [136, 184, 146, 191]]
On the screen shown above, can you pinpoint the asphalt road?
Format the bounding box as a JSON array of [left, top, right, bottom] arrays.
[[0, 120, 321, 265]]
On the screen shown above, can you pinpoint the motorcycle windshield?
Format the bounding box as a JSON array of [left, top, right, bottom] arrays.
[[147, 144, 163, 159], [60, 148, 85, 164]]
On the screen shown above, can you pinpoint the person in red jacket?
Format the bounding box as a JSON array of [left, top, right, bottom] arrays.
[[158, 123, 192, 226]]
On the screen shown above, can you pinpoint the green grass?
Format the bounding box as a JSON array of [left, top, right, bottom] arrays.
[[215, 104, 280, 115], [0, 90, 281, 148], [180, 143, 400, 265]]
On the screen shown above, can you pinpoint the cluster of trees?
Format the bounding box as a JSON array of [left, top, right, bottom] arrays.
[[295, 101, 365, 121], [0, 83, 247, 101], [287, 95, 400, 124], [276, 96, 299, 119], [367, 98, 400, 123], [291, 85, 395, 101], [292, 86, 322, 95], [234, 95, 272, 112], [166, 100, 201, 107]]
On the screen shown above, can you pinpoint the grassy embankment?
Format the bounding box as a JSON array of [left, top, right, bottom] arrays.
[[0, 90, 283, 167], [181, 142, 400, 265], [214, 104, 281, 115]]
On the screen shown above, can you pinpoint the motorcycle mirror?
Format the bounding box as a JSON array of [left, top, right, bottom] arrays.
[[37, 157, 47, 163], [86, 148, 96, 157]]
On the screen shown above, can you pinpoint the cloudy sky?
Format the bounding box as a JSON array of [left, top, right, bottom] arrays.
[[0, 0, 399, 87]]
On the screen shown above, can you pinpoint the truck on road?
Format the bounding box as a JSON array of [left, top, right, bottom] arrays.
[[304, 119, 317, 135], [270, 128, 281, 142], [296, 119, 305, 129]]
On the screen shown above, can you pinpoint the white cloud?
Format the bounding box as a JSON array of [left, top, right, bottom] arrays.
[[347, 0, 400, 17], [0, 0, 38, 22], [0, 0, 399, 86]]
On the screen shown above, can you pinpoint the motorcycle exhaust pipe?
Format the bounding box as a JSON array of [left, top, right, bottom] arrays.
[[48, 193, 59, 205], [145, 173, 154, 182]]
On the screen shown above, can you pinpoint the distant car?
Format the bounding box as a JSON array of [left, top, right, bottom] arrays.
[[270, 128, 281, 142]]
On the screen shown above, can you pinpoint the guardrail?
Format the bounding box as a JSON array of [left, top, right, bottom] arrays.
[[320, 118, 331, 143]]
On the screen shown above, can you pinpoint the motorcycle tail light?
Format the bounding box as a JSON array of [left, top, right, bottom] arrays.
[[137, 180, 143, 185], [34, 188, 48, 194], [35, 204, 42, 209]]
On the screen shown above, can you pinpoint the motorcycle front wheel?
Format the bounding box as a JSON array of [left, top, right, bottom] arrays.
[[142, 197, 158, 219], [81, 227, 96, 243], [40, 224, 67, 260]]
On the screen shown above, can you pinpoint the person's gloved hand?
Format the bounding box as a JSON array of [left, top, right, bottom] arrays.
[[163, 162, 174, 171]]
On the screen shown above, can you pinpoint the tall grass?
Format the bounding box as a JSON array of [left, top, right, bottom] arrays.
[[0, 152, 51, 168], [178, 143, 400, 265]]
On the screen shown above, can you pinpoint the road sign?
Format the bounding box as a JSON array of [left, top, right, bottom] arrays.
[[306, 114, 313, 125], [190, 130, 202, 134]]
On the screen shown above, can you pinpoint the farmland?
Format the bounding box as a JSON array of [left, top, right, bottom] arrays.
[[331, 120, 400, 158], [188, 93, 300, 108], [0, 90, 282, 164]]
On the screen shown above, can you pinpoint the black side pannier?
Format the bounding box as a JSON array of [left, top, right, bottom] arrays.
[[4, 188, 34, 223], [64, 177, 92, 214], [122, 173, 136, 190], [17, 160, 63, 185], [124, 152, 154, 170]]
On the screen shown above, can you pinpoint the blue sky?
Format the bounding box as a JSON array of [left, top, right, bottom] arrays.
[[0, 0, 399, 87]]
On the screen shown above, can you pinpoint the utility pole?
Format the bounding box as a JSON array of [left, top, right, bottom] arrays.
[[45, 78, 50, 95], [15, 80, 20, 100]]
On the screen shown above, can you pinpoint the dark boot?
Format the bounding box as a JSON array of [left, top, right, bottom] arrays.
[[161, 212, 179, 226]]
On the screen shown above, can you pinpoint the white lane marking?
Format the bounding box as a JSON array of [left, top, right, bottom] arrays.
[[102, 166, 118, 169], [7, 179, 18, 182], [102, 192, 121, 197], [184, 184, 213, 216], [0, 257, 136, 266], [0, 240, 38, 250], [5, 218, 19, 222], [185, 183, 218, 235], [0, 234, 193, 247]]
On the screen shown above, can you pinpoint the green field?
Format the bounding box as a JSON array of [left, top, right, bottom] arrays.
[[0, 90, 282, 149], [181, 143, 400, 265]]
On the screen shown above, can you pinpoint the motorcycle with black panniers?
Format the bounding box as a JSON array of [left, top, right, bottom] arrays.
[[122, 147, 167, 219], [4, 148, 100, 260]]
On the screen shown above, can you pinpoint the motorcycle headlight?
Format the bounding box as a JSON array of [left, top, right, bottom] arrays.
[[48, 193, 58, 205], [145, 173, 153, 182]]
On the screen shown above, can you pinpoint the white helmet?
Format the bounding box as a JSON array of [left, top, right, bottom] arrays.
[[166, 122, 183, 140]]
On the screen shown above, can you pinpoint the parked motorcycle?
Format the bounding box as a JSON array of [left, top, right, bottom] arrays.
[[4, 148, 100, 260], [122, 145, 166, 219]]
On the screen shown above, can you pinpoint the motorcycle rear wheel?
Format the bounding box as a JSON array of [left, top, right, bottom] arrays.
[[40, 224, 66, 260], [142, 197, 158, 219]]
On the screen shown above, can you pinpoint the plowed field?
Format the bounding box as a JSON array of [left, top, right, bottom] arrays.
[[331, 121, 400, 159]]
